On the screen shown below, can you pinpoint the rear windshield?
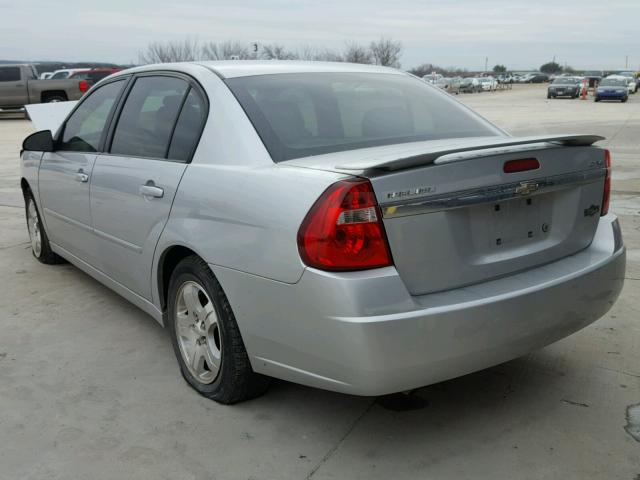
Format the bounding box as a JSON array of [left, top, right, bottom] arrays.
[[226, 73, 500, 162]]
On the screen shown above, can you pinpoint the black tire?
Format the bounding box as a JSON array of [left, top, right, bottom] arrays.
[[43, 93, 67, 103], [622, 96, 628, 103], [167, 255, 270, 404], [594, 97, 599, 102], [24, 192, 65, 264]]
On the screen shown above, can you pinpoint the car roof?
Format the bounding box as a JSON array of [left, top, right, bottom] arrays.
[[116, 60, 403, 79]]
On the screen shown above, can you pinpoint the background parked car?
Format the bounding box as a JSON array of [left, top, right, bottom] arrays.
[[68, 68, 122, 86], [422, 73, 443, 85], [433, 76, 461, 95], [547, 76, 583, 98], [594, 77, 628, 102], [39, 72, 53, 80], [459, 77, 481, 93], [479, 76, 498, 91], [612, 72, 638, 93], [49, 68, 90, 80], [526, 73, 549, 83]]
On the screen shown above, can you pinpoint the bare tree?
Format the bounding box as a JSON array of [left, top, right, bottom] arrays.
[[369, 37, 402, 68], [138, 39, 201, 64], [297, 45, 343, 62], [201, 41, 251, 60], [408, 63, 437, 78], [260, 44, 298, 60], [343, 42, 372, 64]]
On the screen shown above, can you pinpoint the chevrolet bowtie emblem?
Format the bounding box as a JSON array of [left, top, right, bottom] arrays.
[[515, 181, 539, 196]]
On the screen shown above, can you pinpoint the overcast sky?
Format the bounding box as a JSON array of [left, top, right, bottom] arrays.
[[2, 0, 639, 70]]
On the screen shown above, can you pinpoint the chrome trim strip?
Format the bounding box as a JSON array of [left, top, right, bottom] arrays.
[[381, 169, 606, 218]]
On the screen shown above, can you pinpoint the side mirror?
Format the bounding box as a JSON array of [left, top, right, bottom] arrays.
[[22, 130, 54, 153]]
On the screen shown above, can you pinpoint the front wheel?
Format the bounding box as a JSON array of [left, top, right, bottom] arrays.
[[25, 194, 64, 264], [167, 255, 270, 404]]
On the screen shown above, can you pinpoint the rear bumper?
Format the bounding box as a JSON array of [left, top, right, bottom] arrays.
[[214, 215, 625, 396]]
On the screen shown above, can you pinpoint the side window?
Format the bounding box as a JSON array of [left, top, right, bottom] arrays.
[[167, 88, 206, 161], [110, 76, 188, 159], [59, 80, 125, 152], [0, 67, 21, 82]]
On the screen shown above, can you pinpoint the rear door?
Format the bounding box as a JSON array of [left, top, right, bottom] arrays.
[[0, 66, 27, 107], [90, 74, 207, 300], [38, 79, 126, 263]]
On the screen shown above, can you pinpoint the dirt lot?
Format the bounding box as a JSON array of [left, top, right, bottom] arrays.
[[0, 84, 638, 479]]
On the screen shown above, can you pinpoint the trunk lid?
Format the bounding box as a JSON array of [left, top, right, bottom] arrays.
[[286, 135, 607, 295]]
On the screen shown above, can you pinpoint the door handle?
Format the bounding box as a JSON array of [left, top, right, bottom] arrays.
[[75, 172, 89, 182], [139, 184, 164, 199]]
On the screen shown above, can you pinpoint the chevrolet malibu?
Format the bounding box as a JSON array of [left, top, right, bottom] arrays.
[[20, 62, 625, 404]]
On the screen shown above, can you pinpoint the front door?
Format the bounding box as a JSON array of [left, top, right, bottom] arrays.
[[38, 79, 126, 264]]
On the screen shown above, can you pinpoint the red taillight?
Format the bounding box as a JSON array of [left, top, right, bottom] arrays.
[[297, 178, 392, 271], [601, 149, 612, 216], [79, 80, 89, 93], [503, 158, 540, 173]]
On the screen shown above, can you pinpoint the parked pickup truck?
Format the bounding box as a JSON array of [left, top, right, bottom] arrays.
[[0, 64, 88, 110]]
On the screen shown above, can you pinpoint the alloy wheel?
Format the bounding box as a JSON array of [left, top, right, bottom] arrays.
[[27, 199, 42, 257], [174, 281, 222, 384]]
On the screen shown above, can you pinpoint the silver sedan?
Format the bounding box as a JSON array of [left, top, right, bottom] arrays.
[[20, 61, 625, 403]]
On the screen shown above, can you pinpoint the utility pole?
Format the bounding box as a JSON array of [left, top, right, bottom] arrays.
[[625, 55, 629, 69], [484, 57, 488, 73]]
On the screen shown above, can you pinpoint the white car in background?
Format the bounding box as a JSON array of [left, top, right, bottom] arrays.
[[479, 76, 498, 91], [607, 75, 636, 94], [39, 72, 53, 80], [49, 68, 90, 80]]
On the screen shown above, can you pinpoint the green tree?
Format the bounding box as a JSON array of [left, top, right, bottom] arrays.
[[540, 61, 562, 74], [493, 64, 507, 73]]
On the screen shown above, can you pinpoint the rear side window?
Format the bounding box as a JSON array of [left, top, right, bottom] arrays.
[[51, 71, 70, 79], [0, 67, 21, 82], [110, 76, 189, 159], [226, 73, 500, 162], [167, 88, 206, 161], [59, 80, 125, 152]]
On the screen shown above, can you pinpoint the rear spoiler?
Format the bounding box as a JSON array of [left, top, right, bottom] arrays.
[[335, 134, 605, 171]]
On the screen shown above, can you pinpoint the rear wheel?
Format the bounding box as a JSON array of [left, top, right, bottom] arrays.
[[24, 194, 64, 264], [167, 255, 270, 404]]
